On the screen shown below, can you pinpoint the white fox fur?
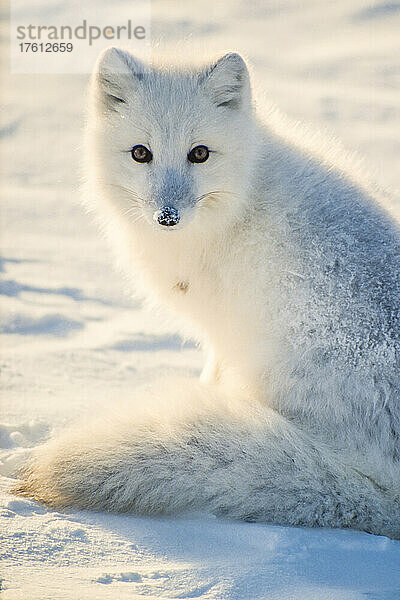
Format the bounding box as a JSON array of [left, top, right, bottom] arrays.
[[17, 48, 400, 538]]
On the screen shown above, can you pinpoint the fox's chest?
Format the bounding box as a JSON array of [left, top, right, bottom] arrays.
[[139, 241, 250, 331], [152, 249, 268, 364], [130, 232, 275, 386]]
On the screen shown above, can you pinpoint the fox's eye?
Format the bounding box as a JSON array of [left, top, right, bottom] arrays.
[[131, 145, 152, 163], [188, 145, 209, 164]]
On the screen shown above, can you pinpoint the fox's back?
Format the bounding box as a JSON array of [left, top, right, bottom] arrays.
[[248, 133, 400, 460]]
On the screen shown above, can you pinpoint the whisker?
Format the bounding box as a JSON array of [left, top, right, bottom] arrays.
[[120, 206, 146, 225], [105, 183, 145, 203], [195, 190, 236, 203], [131, 213, 145, 225], [121, 206, 140, 218]]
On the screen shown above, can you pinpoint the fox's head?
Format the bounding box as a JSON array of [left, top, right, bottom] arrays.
[[87, 48, 257, 236]]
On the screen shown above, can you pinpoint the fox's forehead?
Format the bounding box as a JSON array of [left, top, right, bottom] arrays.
[[140, 68, 200, 108], [123, 73, 220, 149], [136, 72, 210, 127], [95, 49, 251, 150]]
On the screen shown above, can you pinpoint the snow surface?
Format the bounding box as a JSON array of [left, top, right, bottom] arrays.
[[1, 1, 400, 598]]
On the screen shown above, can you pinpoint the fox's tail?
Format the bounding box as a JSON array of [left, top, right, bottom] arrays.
[[15, 376, 400, 538]]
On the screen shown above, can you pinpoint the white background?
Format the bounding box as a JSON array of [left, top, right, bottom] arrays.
[[10, 0, 150, 73]]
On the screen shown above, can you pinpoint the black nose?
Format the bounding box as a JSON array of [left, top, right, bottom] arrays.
[[156, 206, 180, 227]]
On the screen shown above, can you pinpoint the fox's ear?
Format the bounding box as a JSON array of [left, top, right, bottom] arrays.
[[200, 53, 251, 110], [93, 47, 145, 111]]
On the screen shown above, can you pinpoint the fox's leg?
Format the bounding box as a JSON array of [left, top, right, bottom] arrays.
[[200, 349, 258, 399], [200, 347, 221, 384], [15, 377, 400, 538]]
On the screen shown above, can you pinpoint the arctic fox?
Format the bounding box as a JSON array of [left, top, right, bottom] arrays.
[[17, 48, 400, 538]]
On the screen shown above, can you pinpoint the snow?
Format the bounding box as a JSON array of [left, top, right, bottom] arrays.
[[1, 0, 400, 598]]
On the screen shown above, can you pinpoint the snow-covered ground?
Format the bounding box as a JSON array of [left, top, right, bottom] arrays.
[[1, 1, 400, 598]]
